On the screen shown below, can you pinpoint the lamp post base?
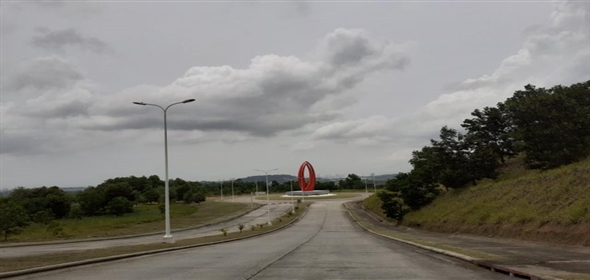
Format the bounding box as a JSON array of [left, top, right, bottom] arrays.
[[267, 221, 273, 226], [163, 235, 175, 244]]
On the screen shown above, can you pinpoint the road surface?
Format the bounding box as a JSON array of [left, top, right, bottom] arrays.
[[10, 200, 510, 280]]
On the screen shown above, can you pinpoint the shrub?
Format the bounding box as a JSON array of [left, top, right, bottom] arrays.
[[106, 197, 134, 216]]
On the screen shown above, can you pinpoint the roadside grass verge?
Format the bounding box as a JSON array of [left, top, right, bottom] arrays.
[[397, 157, 590, 245], [403, 158, 590, 226], [361, 193, 390, 222], [2, 201, 252, 243], [0, 202, 311, 273]]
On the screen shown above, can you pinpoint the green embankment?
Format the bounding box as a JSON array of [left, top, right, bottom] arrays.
[[366, 158, 590, 246]]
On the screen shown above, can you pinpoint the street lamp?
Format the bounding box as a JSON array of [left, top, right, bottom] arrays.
[[255, 181, 259, 196], [255, 168, 278, 225], [290, 180, 295, 214], [372, 173, 377, 193], [133, 98, 195, 244], [231, 178, 235, 202]]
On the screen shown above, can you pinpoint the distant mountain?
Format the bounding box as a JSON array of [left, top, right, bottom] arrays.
[[239, 174, 297, 183], [235, 173, 397, 184]]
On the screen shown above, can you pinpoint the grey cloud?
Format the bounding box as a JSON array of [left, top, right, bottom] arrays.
[[91, 29, 409, 137], [31, 28, 112, 54], [293, 1, 311, 17], [22, 98, 92, 119], [325, 30, 375, 66], [320, 29, 410, 71], [0, 132, 47, 155], [5, 56, 84, 91], [1, 29, 409, 155]]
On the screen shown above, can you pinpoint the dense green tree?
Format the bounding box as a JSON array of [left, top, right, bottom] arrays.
[[69, 203, 84, 220], [9, 186, 71, 219], [385, 172, 439, 210], [101, 182, 135, 203], [77, 187, 106, 216], [430, 126, 474, 188], [0, 200, 30, 241], [338, 174, 364, 190], [106, 197, 134, 216], [504, 81, 590, 169], [376, 191, 408, 220], [143, 188, 162, 203], [462, 106, 515, 163]]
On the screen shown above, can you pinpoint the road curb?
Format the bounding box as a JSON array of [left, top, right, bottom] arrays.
[[343, 202, 558, 280]]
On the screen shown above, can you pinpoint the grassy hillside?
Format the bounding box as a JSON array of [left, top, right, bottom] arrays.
[[369, 157, 590, 246]]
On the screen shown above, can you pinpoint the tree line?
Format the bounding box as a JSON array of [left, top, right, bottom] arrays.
[[0, 174, 348, 240], [379, 80, 590, 220]]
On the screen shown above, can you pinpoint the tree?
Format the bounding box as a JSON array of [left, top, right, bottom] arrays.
[[385, 172, 439, 210], [105, 197, 134, 216], [338, 174, 364, 190], [503, 81, 590, 169], [435, 127, 472, 188], [183, 189, 195, 204], [143, 188, 162, 203], [462, 106, 515, 163], [69, 203, 84, 220], [377, 191, 408, 221], [9, 186, 72, 219], [77, 187, 106, 216], [0, 200, 30, 241]]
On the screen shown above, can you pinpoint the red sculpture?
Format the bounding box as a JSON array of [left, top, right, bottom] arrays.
[[297, 161, 316, 192]]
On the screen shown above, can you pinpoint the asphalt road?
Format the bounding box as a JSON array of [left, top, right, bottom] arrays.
[[10, 201, 511, 280]]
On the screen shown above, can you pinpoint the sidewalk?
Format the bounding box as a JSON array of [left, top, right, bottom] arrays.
[[345, 201, 590, 280]]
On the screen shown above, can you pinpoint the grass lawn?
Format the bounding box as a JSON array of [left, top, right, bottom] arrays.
[[2, 200, 253, 243]]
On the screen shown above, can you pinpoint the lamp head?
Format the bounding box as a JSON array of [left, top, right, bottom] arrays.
[[133, 102, 146, 105], [183, 99, 195, 103]]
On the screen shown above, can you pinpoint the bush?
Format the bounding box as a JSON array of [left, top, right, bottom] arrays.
[[106, 197, 134, 216], [32, 210, 55, 225], [69, 203, 83, 220], [377, 191, 409, 221]]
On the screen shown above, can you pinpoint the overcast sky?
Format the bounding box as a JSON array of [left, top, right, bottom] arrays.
[[1, 1, 589, 189]]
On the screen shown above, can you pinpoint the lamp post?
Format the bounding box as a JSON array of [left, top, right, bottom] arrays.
[[255, 168, 278, 225], [133, 98, 195, 243], [231, 178, 235, 202], [372, 173, 377, 193], [255, 181, 259, 196], [290, 180, 295, 214]]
